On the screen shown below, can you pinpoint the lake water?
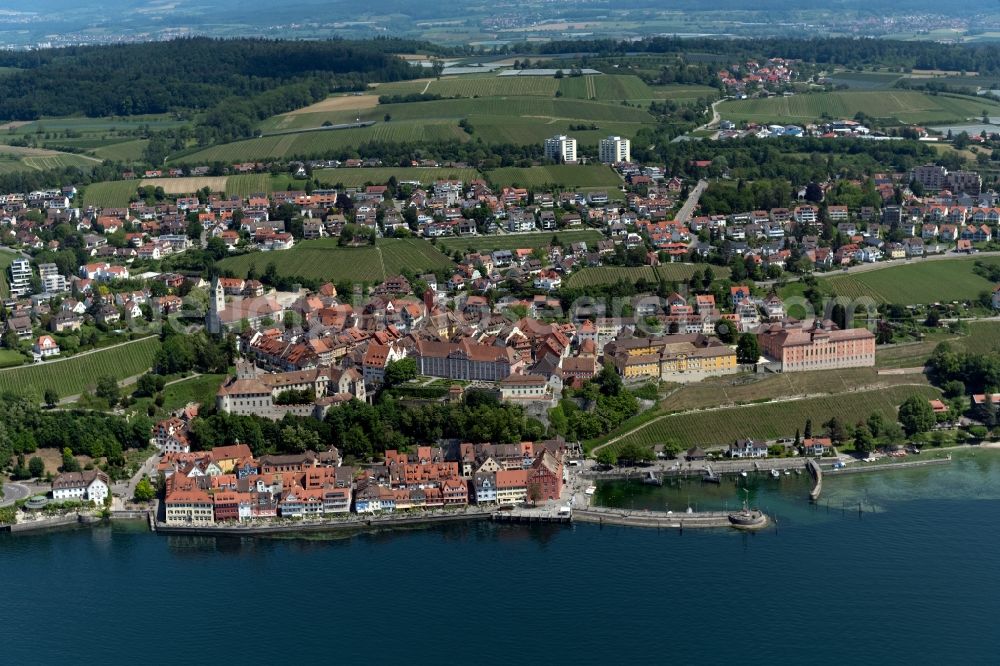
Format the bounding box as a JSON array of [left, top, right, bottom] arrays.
[[4, 450, 1000, 664]]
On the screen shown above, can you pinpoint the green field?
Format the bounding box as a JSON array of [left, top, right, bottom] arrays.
[[0, 248, 16, 299], [486, 165, 621, 189], [0, 336, 161, 399], [434, 230, 603, 253], [608, 385, 940, 450], [82, 180, 139, 207], [409, 75, 560, 98], [718, 91, 1000, 125], [0, 349, 23, 369], [823, 257, 1000, 304], [314, 167, 482, 188], [160, 374, 227, 412], [558, 74, 657, 101], [565, 264, 733, 288], [217, 238, 455, 283]]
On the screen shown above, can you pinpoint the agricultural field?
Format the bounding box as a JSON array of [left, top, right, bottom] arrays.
[[216, 238, 455, 284], [91, 138, 149, 161], [0, 336, 161, 399], [823, 256, 1000, 304], [314, 167, 482, 188], [718, 91, 1000, 125], [565, 264, 732, 288], [178, 93, 658, 164], [558, 74, 655, 101], [486, 165, 622, 189], [417, 75, 559, 98], [648, 84, 720, 102], [82, 180, 138, 207], [226, 174, 274, 197], [434, 230, 602, 253], [827, 71, 905, 90], [953, 321, 1000, 355], [139, 176, 228, 194], [608, 385, 940, 450]]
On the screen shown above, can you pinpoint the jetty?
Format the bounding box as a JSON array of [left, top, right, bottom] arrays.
[[807, 459, 823, 501], [574, 506, 769, 531]]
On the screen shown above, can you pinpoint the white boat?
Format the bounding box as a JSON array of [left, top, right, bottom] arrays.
[[770, 469, 780, 478], [584, 486, 597, 496], [784, 470, 791, 476], [740, 471, 748, 478]]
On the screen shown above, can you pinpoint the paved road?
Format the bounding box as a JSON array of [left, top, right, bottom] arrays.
[[113, 449, 161, 503], [0, 481, 31, 507], [675, 179, 708, 225]]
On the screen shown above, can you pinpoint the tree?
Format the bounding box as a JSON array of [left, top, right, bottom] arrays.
[[95, 375, 121, 407], [853, 422, 876, 453], [28, 456, 44, 478], [383, 357, 417, 388], [43, 388, 58, 408], [61, 447, 80, 473], [133, 477, 156, 502], [595, 448, 618, 466], [898, 395, 935, 436], [736, 333, 760, 365], [823, 416, 847, 444]]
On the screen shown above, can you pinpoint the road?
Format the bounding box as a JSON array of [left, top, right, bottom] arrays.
[[1, 481, 31, 507], [675, 179, 707, 225], [815, 249, 1000, 279], [58, 371, 202, 407], [112, 449, 161, 505], [694, 99, 723, 134]]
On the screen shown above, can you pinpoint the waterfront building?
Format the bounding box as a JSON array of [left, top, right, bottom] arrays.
[[756, 319, 875, 372], [51, 470, 110, 504]]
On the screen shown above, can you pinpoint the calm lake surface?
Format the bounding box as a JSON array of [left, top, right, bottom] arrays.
[[4, 449, 1000, 664]]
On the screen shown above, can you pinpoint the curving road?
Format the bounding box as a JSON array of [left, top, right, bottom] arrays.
[[1, 481, 30, 507]]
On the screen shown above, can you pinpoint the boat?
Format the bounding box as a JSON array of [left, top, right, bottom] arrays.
[[740, 471, 748, 478], [770, 469, 780, 478], [794, 468, 802, 476], [784, 470, 791, 476], [584, 486, 596, 496]]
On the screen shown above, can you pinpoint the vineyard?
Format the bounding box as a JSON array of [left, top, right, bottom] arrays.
[[139, 176, 228, 194], [486, 165, 622, 189], [565, 264, 731, 288], [824, 257, 1000, 304], [0, 336, 162, 399], [434, 230, 602, 253], [314, 167, 482, 188], [82, 180, 138, 207], [603, 385, 940, 451], [718, 90, 1000, 125], [226, 174, 274, 197], [216, 238, 455, 283], [558, 74, 655, 101]]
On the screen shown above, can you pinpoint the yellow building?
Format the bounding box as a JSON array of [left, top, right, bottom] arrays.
[[605, 333, 739, 383]]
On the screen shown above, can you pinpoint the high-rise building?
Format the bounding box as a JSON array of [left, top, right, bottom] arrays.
[[598, 135, 630, 164], [544, 135, 577, 164], [8, 258, 32, 297]]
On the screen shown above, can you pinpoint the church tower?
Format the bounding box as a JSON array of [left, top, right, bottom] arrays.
[[207, 276, 225, 334]]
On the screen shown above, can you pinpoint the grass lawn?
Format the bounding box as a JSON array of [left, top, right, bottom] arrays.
[[486, 164, 622, 189], [718, 91, 1000, 125], [0, 336, 161, 399], [822, 256, 1000, 304], [0, 348, 24, 368], [161, 374, 227, 412], [433, 230, 602, 253], [601, 385, 940, 451], [217, 238, 454, 284]]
